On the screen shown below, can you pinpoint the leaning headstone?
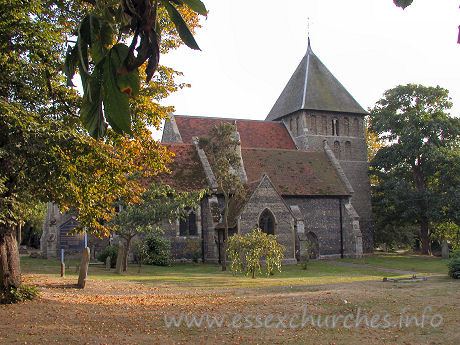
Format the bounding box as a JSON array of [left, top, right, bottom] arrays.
[[442, 240, 450, 259], [105, 256, 111, 269], [77, 247, 90, 288], [115, 246, 125, 274]]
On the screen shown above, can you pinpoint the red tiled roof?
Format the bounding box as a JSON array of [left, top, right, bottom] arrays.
[[241, 148, 349, 196], [174, 115, 296, 150], [157, 143, 207, 192]]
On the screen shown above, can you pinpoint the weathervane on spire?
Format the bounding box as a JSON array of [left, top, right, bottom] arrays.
[[307, 17, 311, 49]]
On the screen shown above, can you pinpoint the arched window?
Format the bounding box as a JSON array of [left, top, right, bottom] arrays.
[[258, 209, 275, 235], [358, 118, 363, 136], [306, 232, 319, 259], [345, 141, 351, 160], [332, 118, 339, 136], [310, 115, 317, 134], [290, 118, 294, 132], [179, 211, 197, 236], [353, 118, 359, 136], [344, 117, 350, 136], [296, 116, 300, 136], [321, 116, 327, 135], [333, 141, 341, 160]]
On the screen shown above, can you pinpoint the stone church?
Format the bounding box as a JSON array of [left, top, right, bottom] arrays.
[[159, 40, 372, 263], [41, 40, 372, 263]]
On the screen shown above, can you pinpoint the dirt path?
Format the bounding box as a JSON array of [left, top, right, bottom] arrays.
[[325, 260, 422, 275]]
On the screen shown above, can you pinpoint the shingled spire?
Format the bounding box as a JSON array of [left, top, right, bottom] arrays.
[[266, 39, 366, 121]]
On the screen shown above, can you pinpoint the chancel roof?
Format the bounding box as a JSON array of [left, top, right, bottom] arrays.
[[241, 148, 349, 196]]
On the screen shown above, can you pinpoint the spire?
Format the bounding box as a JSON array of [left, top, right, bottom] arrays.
[[266, 41, 367, 121]]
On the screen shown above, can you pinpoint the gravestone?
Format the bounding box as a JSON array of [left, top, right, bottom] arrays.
[[77, 247, 90, 288], [105, 256, 111, 269], [442, 241, 449, 259]]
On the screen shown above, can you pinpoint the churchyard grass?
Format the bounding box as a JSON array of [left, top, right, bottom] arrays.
[[19, 256, 416, 290], [1, 254, 458, 344], [341, 253, 448, 274]]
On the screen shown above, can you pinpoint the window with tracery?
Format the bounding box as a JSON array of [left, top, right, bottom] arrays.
[[179, 211, 197, 236], [258, 209, 275, 235]]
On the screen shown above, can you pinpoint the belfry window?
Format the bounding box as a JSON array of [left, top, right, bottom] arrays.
[[259, 209, 275, 235], [344, 117, 349, 136], [332, 118, 339, 136], [333, 141, 341, 160], [345, 141, 351, 160], [310, 115, 317, 134], [179, 211, 197, 236]]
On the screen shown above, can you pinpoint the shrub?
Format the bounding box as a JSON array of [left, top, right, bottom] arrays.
[[227, 228, 285, 278], [183, 238, 201, 263], [448, 257, 460, 279], [450, 248, 460, 260], [96, 245, 119, 268], [143, 233, 171, 266], [1, 284, 40, 304], [299, 240, 314, 270], [132, 240, 149, 265]]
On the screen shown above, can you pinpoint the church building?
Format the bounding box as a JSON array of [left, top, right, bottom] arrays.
[[41, 40, 372, 263], [160, 40, 372, 263]]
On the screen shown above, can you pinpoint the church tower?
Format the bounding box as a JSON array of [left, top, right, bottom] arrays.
[[266, 39, 373, 252]]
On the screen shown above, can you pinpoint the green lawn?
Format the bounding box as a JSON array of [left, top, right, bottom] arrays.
[[340, 253, 449, 274], [20, 255, 418, 290]]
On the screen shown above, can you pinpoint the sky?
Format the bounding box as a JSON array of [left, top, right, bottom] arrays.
[[156, 0, 460, 138]]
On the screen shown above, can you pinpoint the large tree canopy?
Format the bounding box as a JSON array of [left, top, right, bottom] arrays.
[[110, 183, 207, 271], [64, 0, 206, 138], [369, 84, 460, 254], [0, 0, 205, 297]]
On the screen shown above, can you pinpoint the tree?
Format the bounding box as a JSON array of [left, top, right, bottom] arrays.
[[393, 0, 414, 9], [227, 228, 285, 279], [0, 0, 204, 298], [366, 123, 385, 163], [64, 0, 207, 138], [199, 123, 246, 271], [110, 183, 206, 271], [369, 84, 460, 254]]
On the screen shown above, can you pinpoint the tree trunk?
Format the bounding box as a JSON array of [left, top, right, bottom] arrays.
[[123, 238, 132, 272], [115, 246, 125, 274], [77, 247, 90, 289], [16, 223, 21, 246], [420, 216, 431, 255], [0, 226, 22, 292], [221, 193, 229, 271], [411, 165, 431, 255]]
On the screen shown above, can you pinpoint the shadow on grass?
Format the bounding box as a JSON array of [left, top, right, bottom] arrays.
[[35, 282, 81, 289]]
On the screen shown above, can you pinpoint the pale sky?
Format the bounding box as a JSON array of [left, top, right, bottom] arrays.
[[157, 0, 460, 138]]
